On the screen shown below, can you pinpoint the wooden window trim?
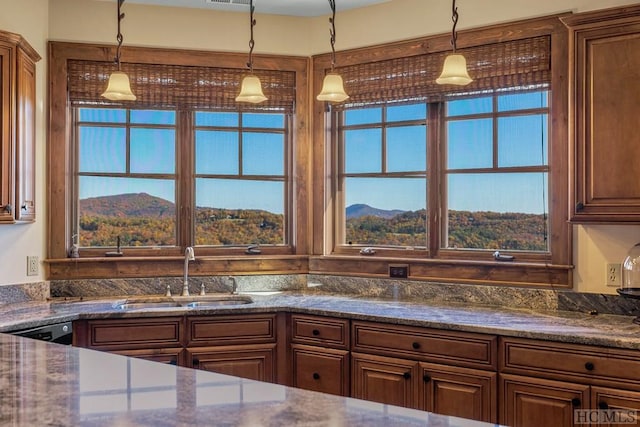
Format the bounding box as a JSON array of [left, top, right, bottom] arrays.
[[311, 14, 572, 287], [47, 42, 310, 279]]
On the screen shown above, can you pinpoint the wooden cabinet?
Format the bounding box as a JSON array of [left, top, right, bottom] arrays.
[[350, 321, 498, 422], [500, 337, 640, 426], [187, 344, 276, 382], [564, 5, 640, 222], [290, 314, 350, 396], [0, 29, 40, 223]]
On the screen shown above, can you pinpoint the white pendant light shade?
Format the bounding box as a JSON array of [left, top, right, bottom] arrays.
[[236, 75, 268, 104], [436, 54, 473, 86], [101, 71, 137, 101], [317, 73, 350, 102]]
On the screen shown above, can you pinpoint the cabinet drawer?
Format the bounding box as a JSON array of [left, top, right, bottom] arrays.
[[76, 317, 183, 350], [352, 321, 497, 370], [187, 314, 276, 346], [292, 344, 350, 396], [500, 338, 640, 391], [291, 314, 349, 349]]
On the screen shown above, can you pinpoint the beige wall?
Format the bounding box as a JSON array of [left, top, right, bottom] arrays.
[[1, 0, 638, 292]]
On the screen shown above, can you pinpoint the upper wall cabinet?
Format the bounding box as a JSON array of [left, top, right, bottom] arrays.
[[0, 29, 40, 224], [564, 6, 640, 223]]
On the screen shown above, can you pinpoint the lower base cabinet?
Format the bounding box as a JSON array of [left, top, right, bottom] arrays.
[[291, 344, 349, 396], [351, 352, 497, 422], [187, 344, 276, 382]]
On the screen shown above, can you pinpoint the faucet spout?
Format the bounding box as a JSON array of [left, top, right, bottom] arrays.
[[182, 247, 195, 296]]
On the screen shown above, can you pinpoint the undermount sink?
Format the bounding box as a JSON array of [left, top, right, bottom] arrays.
[[113, 295, 254, 310]]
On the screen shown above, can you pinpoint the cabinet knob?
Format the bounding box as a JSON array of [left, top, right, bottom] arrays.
[[3, 204, 12, 213], [585, 362, 595, 371], [598, 401, 609, 410], [576, 202, 584, 212], [192, 358, 200, 367], [571, 398, 581, 407], [412, 342, 421, 350], [312, 329, 320, 336], [313, 372, 320, 380], [403, 372, 411, 380], [169, 358, 177, 366], [423, 374, 431, 383]]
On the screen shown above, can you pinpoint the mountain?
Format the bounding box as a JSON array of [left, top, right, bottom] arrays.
[[79, 193, 175, 218], [346, 204, 405, 219]]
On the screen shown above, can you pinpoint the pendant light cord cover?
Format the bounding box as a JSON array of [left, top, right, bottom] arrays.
[[246, 0, 256, 72], [450, 0, 459, 52], [114, 0, 125, 70], [328, 0, 337, 71]]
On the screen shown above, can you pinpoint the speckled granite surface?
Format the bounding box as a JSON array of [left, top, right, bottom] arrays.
[[0, 334, 496, 427]]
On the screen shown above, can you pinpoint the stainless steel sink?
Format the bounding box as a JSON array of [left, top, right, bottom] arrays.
[[113, 294, 253, 310]]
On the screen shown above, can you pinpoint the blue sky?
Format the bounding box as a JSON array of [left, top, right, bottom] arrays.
[[78, 91, 548, 215]]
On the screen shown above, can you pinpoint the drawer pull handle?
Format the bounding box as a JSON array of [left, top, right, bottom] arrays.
[[169, 359, 177, 366], [313, 372, 320, 380], [423, 374, 431, 383], [571, 398, 581, 407], [598, 401, 609, 410], [584, 362, 594, 371], [403, 372, 411, 380], [193, 358, 200, 367], [312, 329, 320, 336], [412, 342, 421, 350]]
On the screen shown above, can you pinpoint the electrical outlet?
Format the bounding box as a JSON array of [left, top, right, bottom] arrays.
[[606, 263, 621, 287], [389, 264, 409, 278], [27, 256, 39, 276]]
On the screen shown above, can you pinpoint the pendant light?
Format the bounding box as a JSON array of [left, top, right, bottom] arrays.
[[316, 0, 349, 103], [436, 0, 473, 86], [101, 0, 136, 101], [236, 0, 267, 104]]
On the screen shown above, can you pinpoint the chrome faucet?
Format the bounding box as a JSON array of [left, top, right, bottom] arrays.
[[228, 276, 238, 295], [182, 247, 195, 296]]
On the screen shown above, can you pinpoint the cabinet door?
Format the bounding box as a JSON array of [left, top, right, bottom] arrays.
[[188, 344, 276, 383], [112, 347, 184, 366], [566, 7, 640, 221], [591, 386, 640, 426], [419, 362, 497, 423], [351, 352, 417, 408], [0, 44, 14, 223], [291, 344, 349, 396], [14, 48, 36, 222], [501, 373, 590, 427]]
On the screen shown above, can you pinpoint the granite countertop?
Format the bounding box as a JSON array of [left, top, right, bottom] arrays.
[[0, 333, 497, 427], [1, 292, 639, 350]]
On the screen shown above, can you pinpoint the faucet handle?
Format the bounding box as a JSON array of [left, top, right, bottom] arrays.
[[166, 284, 172, 297], [200, 283, 206, 296]]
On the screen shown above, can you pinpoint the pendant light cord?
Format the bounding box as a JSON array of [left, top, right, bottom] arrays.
[[114, 0, 125, 71], [328, 0, 337, 71], [247, 0, 256, 72], [450, 0, 459, 53]]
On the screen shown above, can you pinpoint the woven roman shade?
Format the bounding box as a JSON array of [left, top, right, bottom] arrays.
[[334, 35, 551, 110], [67, 60, 296, 113]]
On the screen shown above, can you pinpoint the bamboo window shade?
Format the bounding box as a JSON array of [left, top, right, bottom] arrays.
[[333, 35, 551, 110], [67, 60, 296, 113]]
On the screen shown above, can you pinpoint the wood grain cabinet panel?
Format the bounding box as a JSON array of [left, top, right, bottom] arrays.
[[187, 314, 276, 346], [187, 344, 276, 382], [564, 5, 640, 221], [111, 347, 185, 366], [73, 317, 183, 351], [291, 344, 349, 396], [351, 352, 417, 408], [291, 314, 349, 349], [591, 386, 640, 426]]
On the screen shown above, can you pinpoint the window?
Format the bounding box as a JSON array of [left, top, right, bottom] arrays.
[[315, 16, 570, 286]]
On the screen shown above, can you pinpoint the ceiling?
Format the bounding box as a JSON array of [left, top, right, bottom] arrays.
[[107, 0, 392, 17]]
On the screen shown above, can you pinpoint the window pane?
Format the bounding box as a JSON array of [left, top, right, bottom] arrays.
[[387, 104, 427, 122], [345, 129, 382, 173], [130, 110, 176, 125], [195, 178, 284, 246], [446, 173, 548, 251], [447, 119, 493, 169], [498, 91, 548, 112], [447, 97, 492, 117], [78, 108, 126, 123], [344, 177, 426, 247], [243, 113, 284, 128], [243, 132, 284, 175], [498, 115, 548, 167], [344, 107, 382, 125], [78, 176, 176, 248], [195, 131, 238, 175], [79, 127, 126, 173], [386, 126, 427, 172], [195, 112, 239, 127], [130, 128, 175, 174]]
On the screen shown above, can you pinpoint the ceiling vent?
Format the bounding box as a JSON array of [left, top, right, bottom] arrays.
[[205, 0, 250, 6]]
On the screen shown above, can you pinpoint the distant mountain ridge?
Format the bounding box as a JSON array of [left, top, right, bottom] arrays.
[[346, 203, 405, 219], [80, 193, 175, 217]]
